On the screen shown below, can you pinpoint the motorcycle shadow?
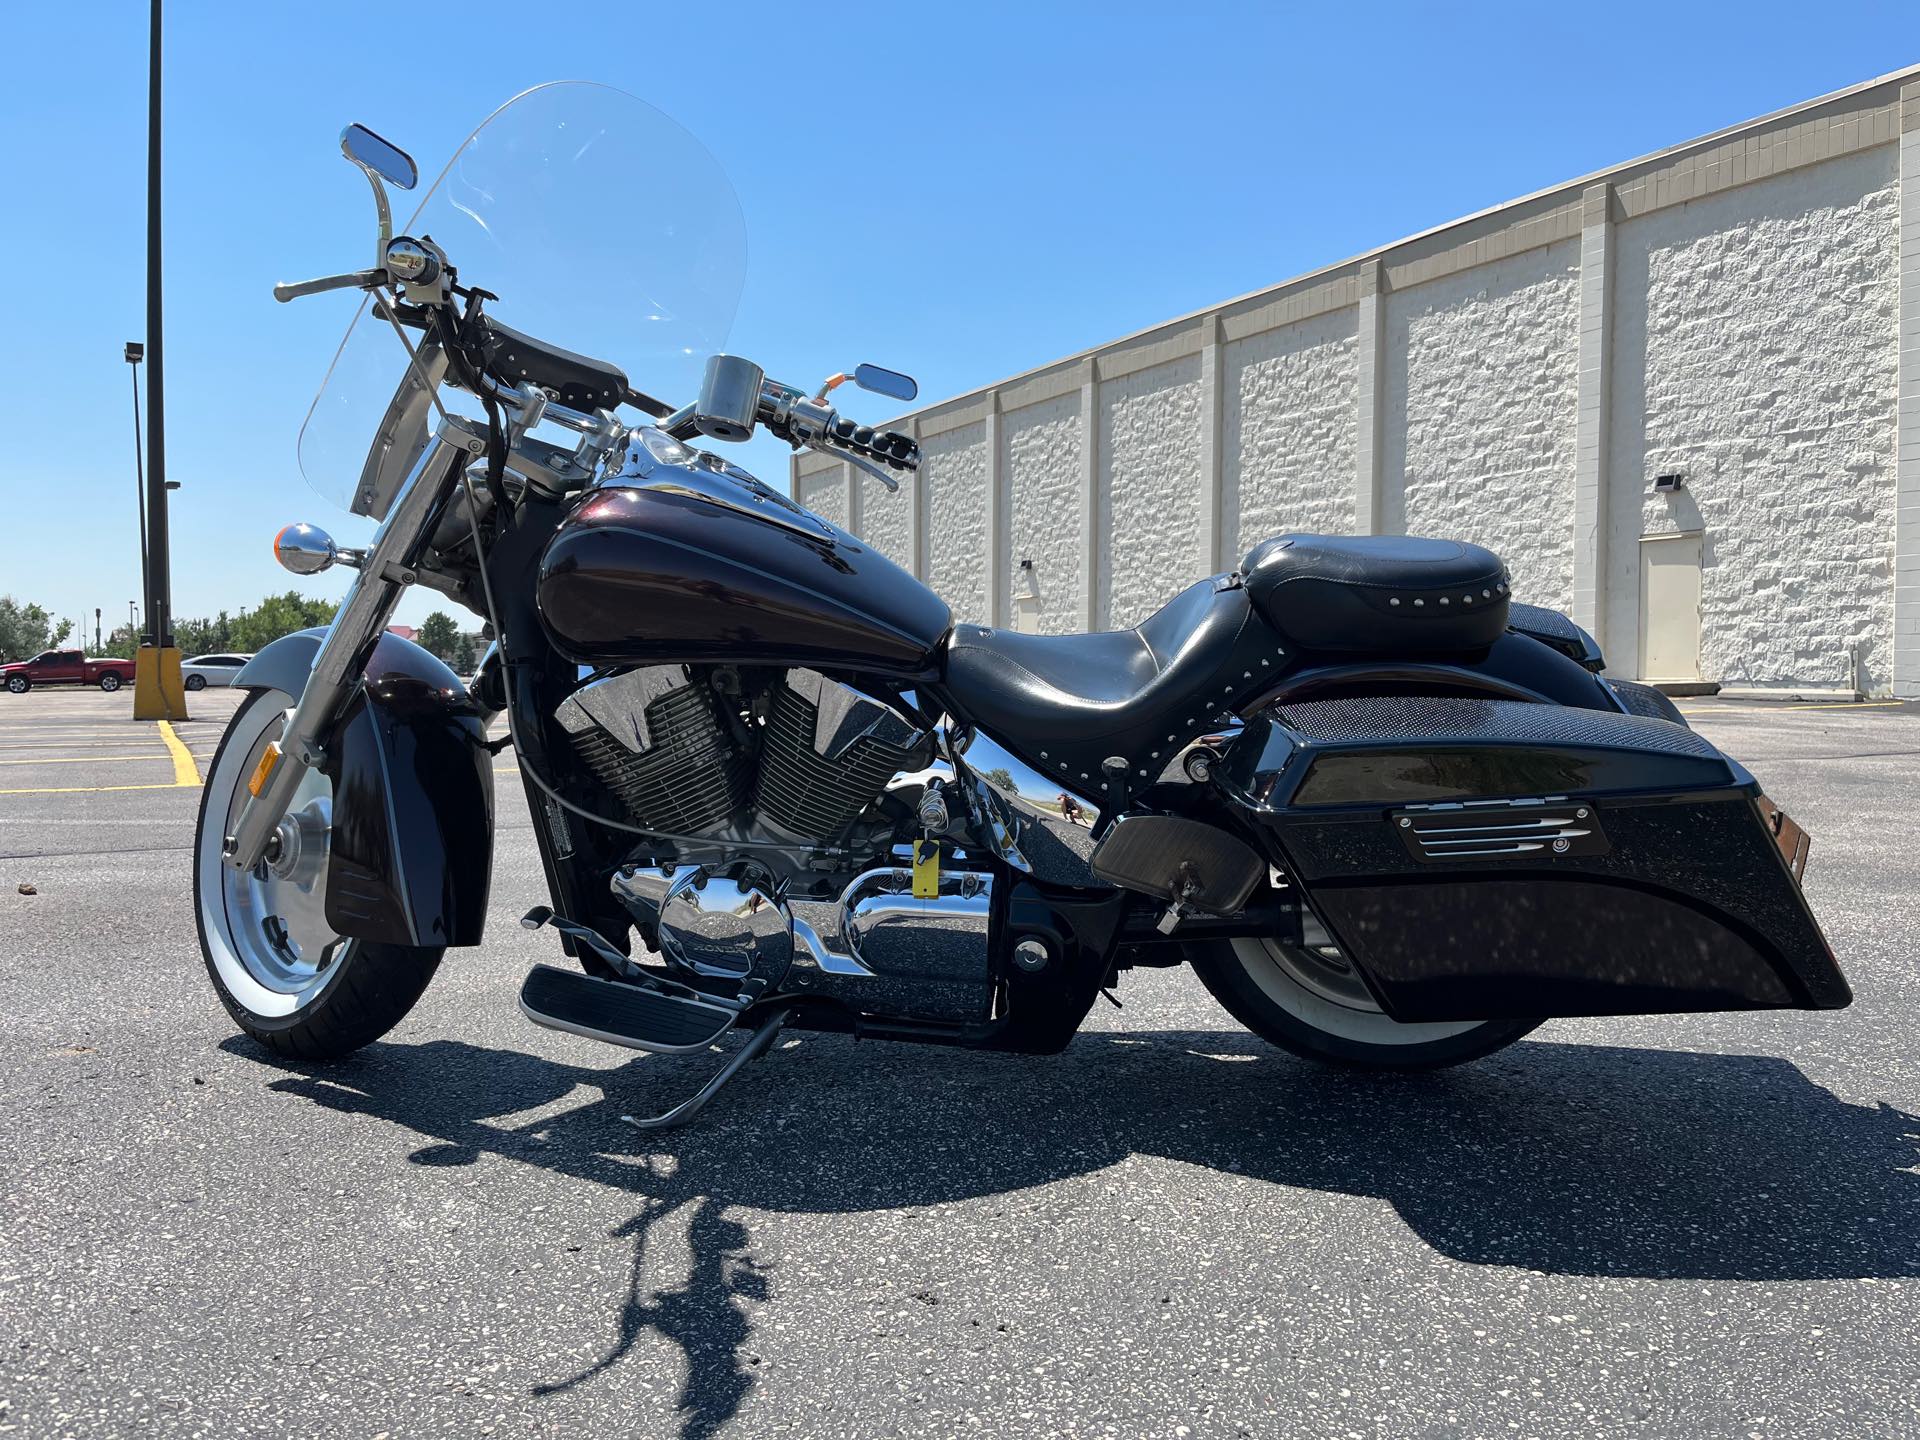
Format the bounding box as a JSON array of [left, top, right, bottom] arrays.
[[247, 1025, 1920, 1284], [241, 1027, 1918, 1432]]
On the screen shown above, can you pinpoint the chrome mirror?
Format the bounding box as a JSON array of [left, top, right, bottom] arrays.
[[272, 522, 339, 576], [853, 364, 918, 403], [340, 124, 418, 190]]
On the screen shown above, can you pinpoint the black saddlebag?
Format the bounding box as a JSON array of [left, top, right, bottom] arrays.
[[1219, 696, 1849, 1023]]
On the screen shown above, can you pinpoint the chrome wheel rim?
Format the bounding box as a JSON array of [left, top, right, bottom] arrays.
[[1233, 935, 1482, 1046], [199, 694, 352, 1016]]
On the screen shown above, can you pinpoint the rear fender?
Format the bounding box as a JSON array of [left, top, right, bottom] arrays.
[[1263, 630, 1622, 711], [234, 628, 494, 948]]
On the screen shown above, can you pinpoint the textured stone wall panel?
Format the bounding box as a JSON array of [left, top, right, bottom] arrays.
[[923, 421, 991, 625], [1003, 393, 1084, 634], [1099, 356, 1204, 628], [1224, 310, 1358, 556], [1606, 149, 1898, 689], [861, 474, 912, 571], [1383, 239, 1582, 612]]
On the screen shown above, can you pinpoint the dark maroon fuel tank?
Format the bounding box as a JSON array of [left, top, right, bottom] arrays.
[[537, 434, 951, 676]]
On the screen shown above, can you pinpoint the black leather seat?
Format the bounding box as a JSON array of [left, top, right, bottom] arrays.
[[1242, 533, 1509, 654], [940, 577, 1284, 793]]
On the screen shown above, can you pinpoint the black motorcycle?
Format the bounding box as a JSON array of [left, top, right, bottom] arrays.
[[196, 83, 1848, 1127]]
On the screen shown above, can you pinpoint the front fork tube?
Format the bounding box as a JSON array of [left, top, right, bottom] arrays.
[[221, 428, 477, 872]]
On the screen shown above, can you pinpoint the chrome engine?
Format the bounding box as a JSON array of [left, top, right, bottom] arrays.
[[554, 664, 934, 859], [554, 664, 1085, 1027]]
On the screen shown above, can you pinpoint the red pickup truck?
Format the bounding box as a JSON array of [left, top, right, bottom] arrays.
[[1, 649, 139, 694]]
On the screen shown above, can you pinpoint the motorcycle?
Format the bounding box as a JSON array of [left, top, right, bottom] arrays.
[[196, 83, 1849, 1126]]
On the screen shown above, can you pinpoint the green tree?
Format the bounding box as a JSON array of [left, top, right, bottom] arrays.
[[448, 630, 478, 674], [175, 610, 235, 656], [229, 593, 340, 653], [416, 611, 461, 664], [101, 622, 141, 659], [0, 595, 72, 662]]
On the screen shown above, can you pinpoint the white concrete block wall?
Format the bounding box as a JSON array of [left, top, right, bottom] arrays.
[[1383, 240, 1582, 611], [1002, 392, 1085, 634], [1099, 355, 1205, 628], [860, 472, 914, 572], [1223, 309, 1358, 555], [922, 420, 992, 625], [799, 70, 1920, 692], [1605, 149, 1899, 689], [1898, 86, 1920, 699]]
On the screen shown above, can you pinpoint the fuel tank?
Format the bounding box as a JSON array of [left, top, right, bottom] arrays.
[[538, 428, 951, 675]]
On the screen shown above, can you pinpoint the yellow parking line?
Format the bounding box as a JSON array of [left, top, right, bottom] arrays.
[[157, 721, 202, 787], [0, 755, 172, 766], [0, 782, 187, 796]]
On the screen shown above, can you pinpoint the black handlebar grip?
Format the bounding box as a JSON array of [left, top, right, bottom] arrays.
[[825, 415, 920, 470], [879, 430, 919, 469]]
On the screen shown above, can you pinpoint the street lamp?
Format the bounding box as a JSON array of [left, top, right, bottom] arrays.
[[126, 341, 149, 642]]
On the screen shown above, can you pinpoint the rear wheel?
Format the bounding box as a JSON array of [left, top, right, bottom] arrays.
[[185, 674, 206, 691], [194, 687, 443, 1060], [98, 673, 122, 692], [1190, 934, 1539, 1070]]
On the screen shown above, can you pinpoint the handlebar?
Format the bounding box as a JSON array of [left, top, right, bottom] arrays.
[[677, 354, 920, 487], [273, 268, 383, 303]]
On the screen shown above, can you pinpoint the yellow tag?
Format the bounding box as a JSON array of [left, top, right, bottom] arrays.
[[911, 840, 939, 899], [247, 741, 281, 797]]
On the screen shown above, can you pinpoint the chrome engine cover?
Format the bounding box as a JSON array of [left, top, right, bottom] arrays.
[[799, 866, 996, 1023], [615, 863, 794, 990], [614, 859, 996, 1024]]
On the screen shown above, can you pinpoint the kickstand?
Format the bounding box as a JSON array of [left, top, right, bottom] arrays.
[[621, 1007, 793, 1131]]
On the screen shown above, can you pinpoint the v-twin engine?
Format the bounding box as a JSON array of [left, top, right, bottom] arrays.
[[553, 663, 933, 854]]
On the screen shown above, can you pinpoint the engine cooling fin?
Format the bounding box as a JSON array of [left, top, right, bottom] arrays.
[[753, 676, 928, 838], [557, 667, 748, 835]]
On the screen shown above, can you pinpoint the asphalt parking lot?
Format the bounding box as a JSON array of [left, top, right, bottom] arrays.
[[2, 687, 1917, 1438]]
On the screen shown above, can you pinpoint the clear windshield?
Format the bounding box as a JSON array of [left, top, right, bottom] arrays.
[[298, 81, 748, 510]]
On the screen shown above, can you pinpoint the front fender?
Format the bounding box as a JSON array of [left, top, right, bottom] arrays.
[[232, 626, 332, 695], [236, 627, 494, 948]]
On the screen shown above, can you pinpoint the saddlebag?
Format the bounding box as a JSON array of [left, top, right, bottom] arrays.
[[1219, 696, 1849, 1022]]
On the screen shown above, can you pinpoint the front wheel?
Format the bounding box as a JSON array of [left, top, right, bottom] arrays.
[[98, 673, 122, 692], [184, 674, 206, 692], [1189, 935, 1540, 1070], [194, 687, 444, 1060], [6, 676, 29, 694]]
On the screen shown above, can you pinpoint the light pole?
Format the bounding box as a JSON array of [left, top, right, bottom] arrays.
[[144, 0, 172, 655], [95, 608, 102, 652], [126, 341, 148, 633], [133, 0, 185, 719]]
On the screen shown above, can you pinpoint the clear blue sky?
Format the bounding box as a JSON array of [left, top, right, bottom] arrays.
[[3, 1, 1918, 638]]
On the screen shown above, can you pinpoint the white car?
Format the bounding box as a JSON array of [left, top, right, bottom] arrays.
[[180, 653, 253, 691]]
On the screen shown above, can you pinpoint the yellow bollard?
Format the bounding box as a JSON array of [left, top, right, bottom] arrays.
[[132, 646, 191, 721]]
